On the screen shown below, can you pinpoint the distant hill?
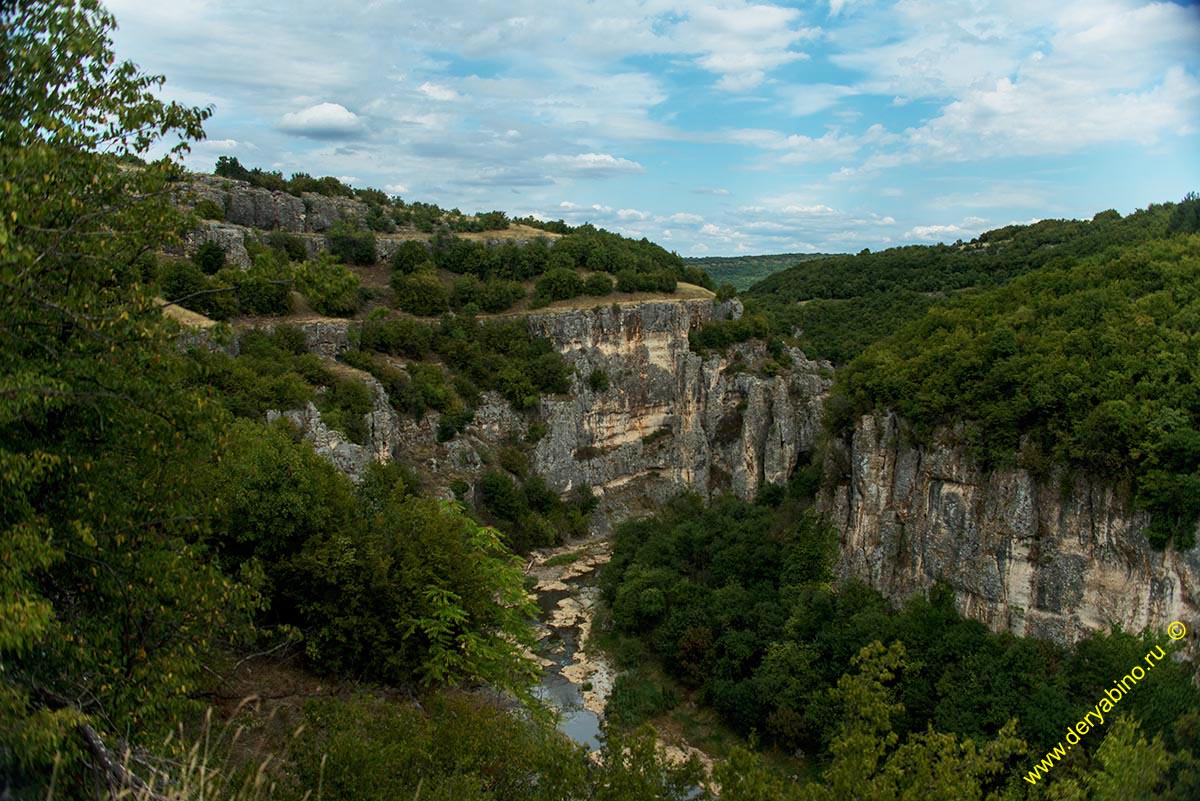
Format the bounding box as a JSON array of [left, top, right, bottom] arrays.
[[742, 204, 1179, 364], [683, 252, 834, 291]]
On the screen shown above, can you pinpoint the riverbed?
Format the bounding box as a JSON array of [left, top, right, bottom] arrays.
[[527, 539, 615, 755]]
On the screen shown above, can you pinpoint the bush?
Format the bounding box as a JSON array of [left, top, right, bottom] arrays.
[[584, 272, 613, 296], [192, 240, 226, 275], [160, 259, 237, 320], [235, 254, 292, 316], [436, 407, 474, 442], [393, 273, 451, 316], [588, 367, 610, 392], [360, 313, 434, 358], [266, 229, 309, 261], [477, 279, 525, 312], [535, 267, 584, 302], [450, 275, 480, 309], [326, 220, 377, 265], [295, 254, 361, 316], [392, 239, 431, 274], [193, 198, 225, 221]]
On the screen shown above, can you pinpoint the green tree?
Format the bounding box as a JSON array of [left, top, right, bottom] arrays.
[[1, 0, 259, 788], [295, 253, 361, 316]]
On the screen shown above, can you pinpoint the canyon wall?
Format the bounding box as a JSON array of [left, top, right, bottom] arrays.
[[821, 412, 1200, 646], [527, 299, 831, 526], [265, 299, 832, 519], [246, 298, 1197, 647]]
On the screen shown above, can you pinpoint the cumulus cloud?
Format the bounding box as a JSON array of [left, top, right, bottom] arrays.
[[543, 153, 645, 176], [278, 102, 364, 138]]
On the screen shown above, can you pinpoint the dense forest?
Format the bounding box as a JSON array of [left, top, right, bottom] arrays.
[[598, 483, 1200, 799], [823, 215, 1200, 549], [740, 203, 1184, 364]]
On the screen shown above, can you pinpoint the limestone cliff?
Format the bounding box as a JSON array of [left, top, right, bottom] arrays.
[[261, 299, 831, 520], [821, 412, 1200, 646], [527, 299, 831, 526]]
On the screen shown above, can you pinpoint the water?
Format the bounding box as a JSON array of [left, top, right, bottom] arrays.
[[533, 574, 607, 751]]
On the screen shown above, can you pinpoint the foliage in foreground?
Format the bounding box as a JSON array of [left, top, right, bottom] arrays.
[[0, 2, 540, 794]]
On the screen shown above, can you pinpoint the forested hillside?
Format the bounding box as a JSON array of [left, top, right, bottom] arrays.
[[741, 204, 1181, 363], [827, 211, 1200, 549]]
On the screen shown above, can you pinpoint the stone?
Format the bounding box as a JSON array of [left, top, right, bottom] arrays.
[[820, 412, 1200, 647]]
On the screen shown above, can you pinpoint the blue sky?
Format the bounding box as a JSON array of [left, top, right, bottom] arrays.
[[108, 0, 1200, 256]]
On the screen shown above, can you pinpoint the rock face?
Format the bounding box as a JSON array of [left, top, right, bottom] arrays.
[[527, 299, 832, 526], [179, 175, 365, 233], [267, 377, 402, 483], [185, 222, 251, 268], [821, 412, 1200, 646]]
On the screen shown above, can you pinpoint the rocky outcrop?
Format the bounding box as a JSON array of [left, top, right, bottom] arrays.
[[178, 175, 365, 233], [821, 412, 1200, 646], [528, 299, 832, 525], [267, 377, 402, 482], [185, 222, 250, 268]]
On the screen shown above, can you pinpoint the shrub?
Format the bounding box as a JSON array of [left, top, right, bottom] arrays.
[[584, 272, 614, 296], [535, 267, 584, 301], [326, 220, 377, 265], [436, 407, 474, 442], [451, 275, 480, 309], [588, 367, 610, 392], [360, 313, 434, 358], [295, 255, 361, 316], [477, 279, 525, 312], [607, 671, 678, 726], [266, 229, 309, 261], [392, 239, 431, 274], [393, 273, 450, 316], [160, 259, 237, 320], [193, 198, 225, 221], [192, 240, 226, 275], [236, 254, 292, 316]]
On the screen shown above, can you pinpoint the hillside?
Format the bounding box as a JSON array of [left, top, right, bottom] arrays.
[[742, 204, 1177, 363], [683, 252, 834, 291]]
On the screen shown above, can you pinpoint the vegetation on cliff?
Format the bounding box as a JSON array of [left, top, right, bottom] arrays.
[[827, 228, 1200, 549], [600, 486, 1200, 799]]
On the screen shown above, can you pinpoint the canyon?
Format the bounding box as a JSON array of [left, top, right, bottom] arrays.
[[249, 293, 1197, 649]]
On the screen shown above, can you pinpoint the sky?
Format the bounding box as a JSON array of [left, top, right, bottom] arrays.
[[106, 0, 1200, 256]]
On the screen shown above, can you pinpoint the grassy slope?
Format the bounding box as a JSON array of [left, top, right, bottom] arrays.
[[683, 253, 835, 291]]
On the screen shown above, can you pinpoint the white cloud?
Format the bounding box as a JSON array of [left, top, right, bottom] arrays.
[[692, 187, 731, 196], [617, 208, 651, 220], [418, 82, 462, 102], [278, 102, 364, 138], [669, 4, 819, 91], [543, 152, 645, 175], [668, 212, 705, 223], [903, 216, 990, 241]]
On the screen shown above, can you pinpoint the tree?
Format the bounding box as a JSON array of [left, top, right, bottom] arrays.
[[2, 0, 257, 789]]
